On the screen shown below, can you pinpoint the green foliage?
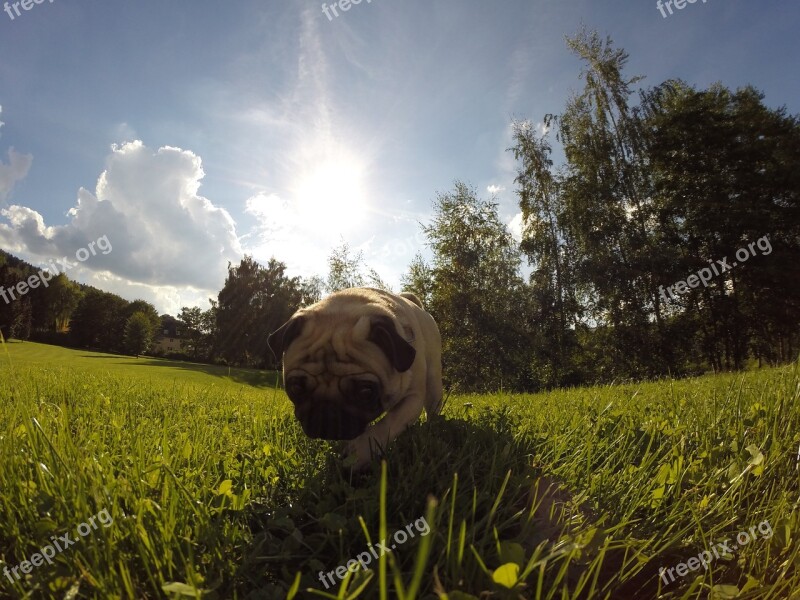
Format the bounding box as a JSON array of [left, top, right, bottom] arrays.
[[124, 311, 153, 356], [41, 274, 81, 332], [69, 288, 129, 352], [178, 305, 216, 361], [510, 120, 583, 388], [507, 28, 800, 387], [0, 255, 37, 339], [215, 256, 305, 368], [299, 275, 325, 307], [0, 251, 84, 339], [326, 240, 367, 292], [125, 300, 160, 339], [424, 182, 530, 391], [8, 297, 33, 340], [400, 253, 434, 308], [640, 80, 800, 369], [325, 240, 393, 294]]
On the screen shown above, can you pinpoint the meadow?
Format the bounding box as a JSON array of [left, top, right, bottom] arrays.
[[0, 341, 798, 599]]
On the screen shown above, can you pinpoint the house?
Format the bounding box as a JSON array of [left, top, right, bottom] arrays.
[[152, 315, 185, 354]]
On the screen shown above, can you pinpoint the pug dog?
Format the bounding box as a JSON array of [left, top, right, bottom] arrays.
[[268, 287, 443, 469]]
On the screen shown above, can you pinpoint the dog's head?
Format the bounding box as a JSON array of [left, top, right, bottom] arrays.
[[268, 304, 415, 440]]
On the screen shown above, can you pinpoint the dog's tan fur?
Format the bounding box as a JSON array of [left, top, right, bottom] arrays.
[[269, 287, 443, 469]]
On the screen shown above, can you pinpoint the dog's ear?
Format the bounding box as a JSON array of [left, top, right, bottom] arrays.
[[367, 315, 416, 372], [268, 315, 306, 360]]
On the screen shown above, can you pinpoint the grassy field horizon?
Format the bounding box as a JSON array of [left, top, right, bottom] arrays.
[[0, 340, 281, 389], [1, 342, 798, 599]]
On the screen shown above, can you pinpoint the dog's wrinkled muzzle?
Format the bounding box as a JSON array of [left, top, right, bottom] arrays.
[[294, 397, 382, 440]]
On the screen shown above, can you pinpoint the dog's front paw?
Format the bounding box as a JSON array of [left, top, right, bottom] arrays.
[[343, 438, 373, 471], [345, 434, 392, 471]]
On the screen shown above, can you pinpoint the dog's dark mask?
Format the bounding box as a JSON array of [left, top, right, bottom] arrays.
[[268, 314, 415, 440], [284, 375, 384, 440]]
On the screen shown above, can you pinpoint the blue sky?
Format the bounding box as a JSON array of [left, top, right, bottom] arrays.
[[0, 0, 797, 314]]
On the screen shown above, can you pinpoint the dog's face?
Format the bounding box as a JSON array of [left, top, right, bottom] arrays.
[[268, 311, 415, 441]]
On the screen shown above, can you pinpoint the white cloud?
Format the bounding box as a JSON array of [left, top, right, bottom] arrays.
[[112, 122, 138, 144], [0, 140, 242, 312], [487, 184, 506, 195], [0, 149, 33, 204], [536, 120, 550, 135], [0, 106, 33, 204], [508, 211, 525, 242]]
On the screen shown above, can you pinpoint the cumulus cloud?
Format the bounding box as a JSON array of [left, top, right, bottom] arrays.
[[487, 184, 506, 195], [0, 106, 33, 204], [0, 140, 242, 302]]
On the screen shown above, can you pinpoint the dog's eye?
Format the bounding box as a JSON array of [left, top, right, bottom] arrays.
[[353, 381, 379, 403], [286, 376, 307, 397]]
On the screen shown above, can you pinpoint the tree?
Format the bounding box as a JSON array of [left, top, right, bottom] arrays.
[[200, 304, 217, 355], [424, 181, 530, 391], [325, 241, 367, 292], [401, 253, 434, 308], [510, 119, 583, 387], [215, 256, 265, 365], [70, 288, 129, 352], [366, 268, 393, 292], [124, 311, 153, 356], [0, 262, 27, 339], [554, 28, 677, 378], [42, 274, 81, 332], [640, 81, 800, 368], [506, 28, 800, 381], [179, 304, 216, 360], [299, 276, 325, 306], [214, 256, 303, 367], [9, 297, 32, 340], [125, 300, 160, 341]]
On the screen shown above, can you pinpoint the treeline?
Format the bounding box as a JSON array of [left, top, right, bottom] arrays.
[[2, 29, 798, 391], [497, 29, 800, 388], [0, 251, 163, 355], [0, 248, 353, 366]]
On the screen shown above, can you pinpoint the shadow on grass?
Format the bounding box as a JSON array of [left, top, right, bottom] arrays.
[[230, 407, 686, 599], [225, 408, 663, 599], [79, 354, 282, 389]]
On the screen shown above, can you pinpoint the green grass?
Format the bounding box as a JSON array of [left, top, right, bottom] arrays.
[[0, 340, 280, 388], [0, 342, 798, 599]]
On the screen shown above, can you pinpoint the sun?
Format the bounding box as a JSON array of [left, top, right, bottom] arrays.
[[292, 157, 367, 233]]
